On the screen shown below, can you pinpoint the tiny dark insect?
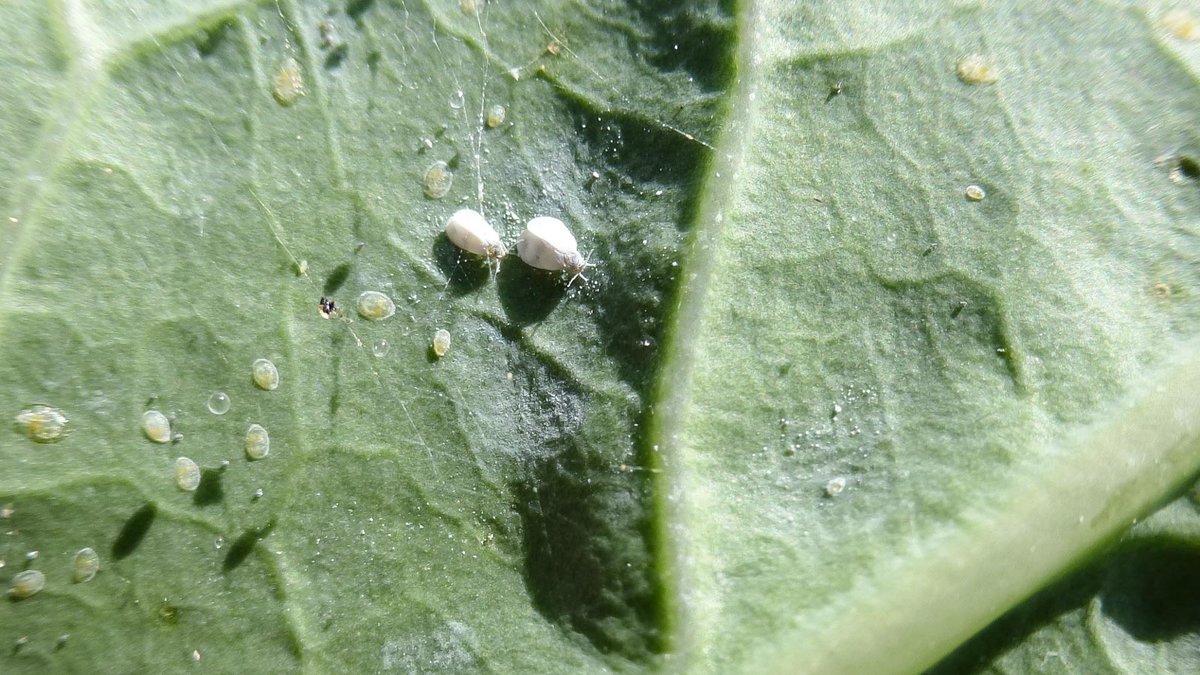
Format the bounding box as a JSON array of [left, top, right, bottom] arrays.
[[319, 297, 338, 319]]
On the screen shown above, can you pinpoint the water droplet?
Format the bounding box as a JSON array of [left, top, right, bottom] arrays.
[[214, 536, 225, 550], [24, 550, 38, 561], [72, 547, 99, 583], [964, 184, 986, 201], [9, 570, 45, 599], [245, 424, 270, 460], [424, 161, 453, 199], [486, 104, 506, 128], [825, 476, 848, 497], [14, 404, 69, 443], [175, 457, 201, 491], [206, 392, 231, 415], [356, 291, 396, 321], [449, 90, 465, 109], [252, 358, 280, 391], [432, 329, 452, 358], [273, 57, 305, 105], [957, 54, 998, 85], [372, 339, 391, 357], [253, 488, 264, 500], [142, 410, 172, 443]]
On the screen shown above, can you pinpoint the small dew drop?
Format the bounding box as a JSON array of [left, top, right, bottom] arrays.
[[24, 550, 38, 561], [273, 57, 305, 105], [73, 547, 100, 583], [356, 291, 396, 321], [9, 569, 45, 599], [957, 54, 998, 85], [206, 392, 231, 415], [432, 329, 452, 358], [825, 476, 848, 497], [449, 90, 465, 109], [253, 488, 264, 500], [15, 404, 69, 443], [175, 457, 201, 491], [245, 424, 270, 460], [214, 537, 225, 550], [486, 104, 506, 128], [252, 358, 280, 391], [423, 161, 454, 199], [142, 410, 172, 443], [964, 184, 986, 201], [371, 339, 391, 357]]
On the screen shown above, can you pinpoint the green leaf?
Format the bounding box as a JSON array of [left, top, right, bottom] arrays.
[[2, 1, 1200, 673]]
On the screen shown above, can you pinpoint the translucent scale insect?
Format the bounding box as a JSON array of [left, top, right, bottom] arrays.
[[73, 547, 100, 582], [432, 329, 452, 358], [142, 410, 171, 443], [245, 424, 270, 460], [9, 570, 44, 598], [175, 457, 201, 491], [252, 359, 280, 391]]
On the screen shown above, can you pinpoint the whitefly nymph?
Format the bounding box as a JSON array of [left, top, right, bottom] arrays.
[[517, 216, 593, 285], [445, 208, 506, 271]]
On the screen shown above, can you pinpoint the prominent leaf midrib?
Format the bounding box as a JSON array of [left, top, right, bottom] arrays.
[[753, 341, 1200, 673], [645, 0, 762, 664]]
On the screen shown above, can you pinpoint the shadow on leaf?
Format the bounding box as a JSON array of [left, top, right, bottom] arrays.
[[497, 259, 564, 326], [224, 520, 276, 572], [512, 438, 662, 661], [432, 232, 490, 296], [112, 503, 157, 560]]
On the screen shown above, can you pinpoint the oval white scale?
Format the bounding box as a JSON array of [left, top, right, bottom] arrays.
[[517, 216, 592, 285], [445, 208, 506, 269]]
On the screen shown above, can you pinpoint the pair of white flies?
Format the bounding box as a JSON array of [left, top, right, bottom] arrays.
[[444, 208, 593, 285]]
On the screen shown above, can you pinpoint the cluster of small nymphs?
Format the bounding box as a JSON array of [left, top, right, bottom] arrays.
[[444, 209, 593, 286]]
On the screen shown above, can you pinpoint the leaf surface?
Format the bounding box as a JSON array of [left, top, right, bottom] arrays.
[[2, 1, 1200, 673]]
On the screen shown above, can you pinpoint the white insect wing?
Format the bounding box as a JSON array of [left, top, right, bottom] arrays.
[[446, 208, 504, 258], [519, 217, 578, 271]]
